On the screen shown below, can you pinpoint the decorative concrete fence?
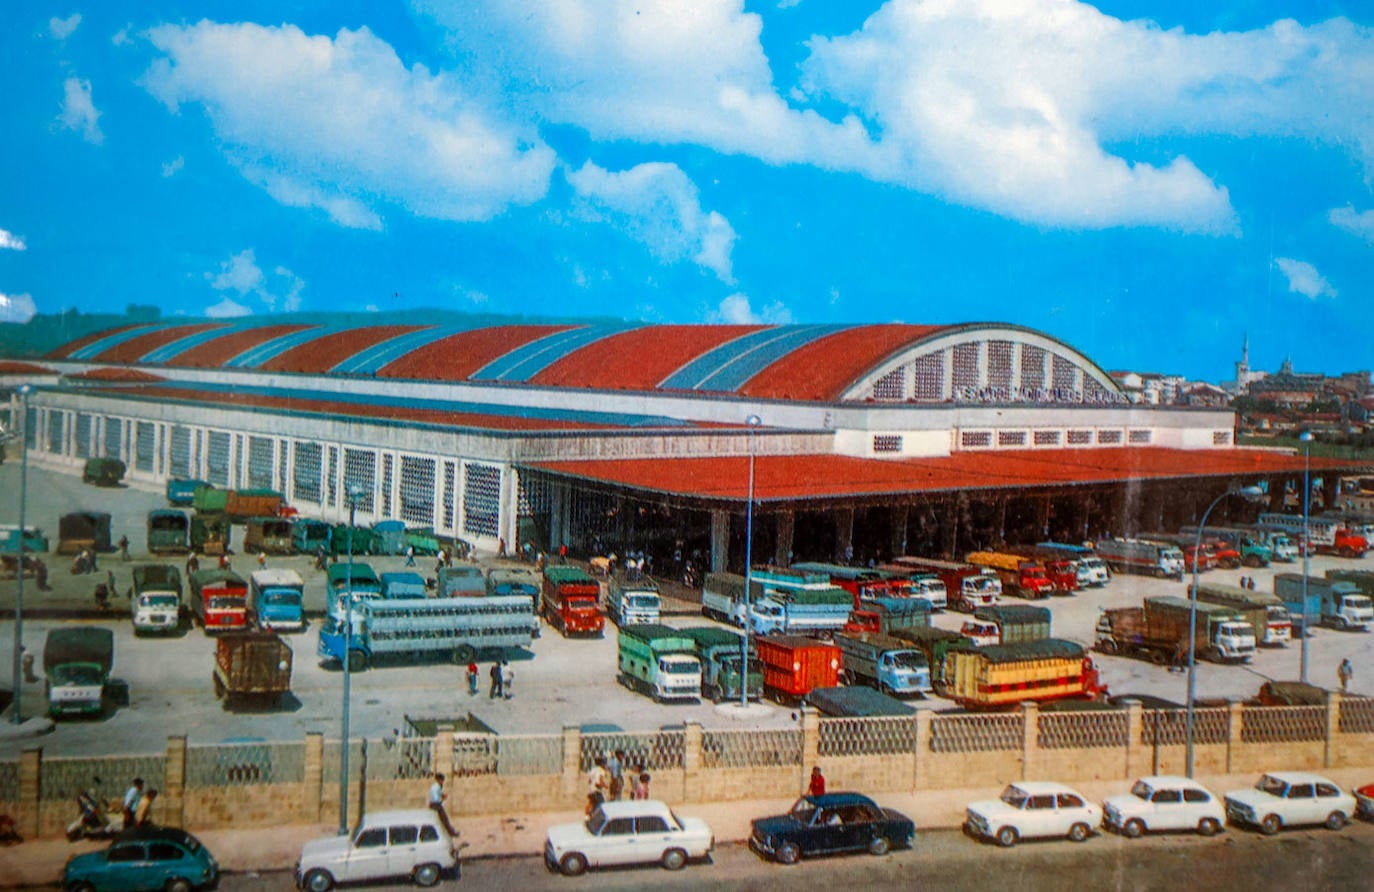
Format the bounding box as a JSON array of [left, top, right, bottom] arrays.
[[6, 694, 1374, 838]]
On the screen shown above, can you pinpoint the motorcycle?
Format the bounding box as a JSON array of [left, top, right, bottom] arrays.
[[66, 783, 121, 842], [681, 561, 701, 589]]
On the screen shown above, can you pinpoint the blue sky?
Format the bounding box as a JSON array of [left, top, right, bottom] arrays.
[[2, 1, 1372, 383]]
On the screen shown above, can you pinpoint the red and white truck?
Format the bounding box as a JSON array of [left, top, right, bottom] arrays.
[[540, 566, 605, 637], [188, 568, 249, 633], [965, 551, 1055, 599], [1258, 513, 1369, 558], [883, 557, 1000, 612]]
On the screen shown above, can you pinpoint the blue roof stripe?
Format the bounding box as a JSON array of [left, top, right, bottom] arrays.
[[226, 326, 335, 368], [69, 323, 180, 360], [334, 325, 472, 374], [692, 324, 853, 391], [142, 321, 260, 363], [659, 325, 846, 392], [471, 324, 642, 382]]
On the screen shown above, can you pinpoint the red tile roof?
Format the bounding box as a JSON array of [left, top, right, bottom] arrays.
[[378, 325, 574, 381], [44, 323, 146, 359], [531, 325, 766, 391], [259, 326, 425, 373], [174, 324, 315, 368], [0, 361, 54, 374], [90, 323, 226, 363], [67, 368, 167, 382], [739, 324, 947, 401]]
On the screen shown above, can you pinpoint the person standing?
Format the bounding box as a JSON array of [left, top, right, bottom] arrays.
[[808, 765, 826, 797], [257, 552, 267, 569], [134, 789, 158, 827], [428, 773, 458, 836], [1340, 658, 1354, 693], [186, 553, 200, 577], [466, 661, 479, 696], [631, 771, 650, 801], [405, 545, 416, 567], [34, 558, 50, 591], [488, 662, 503, 699], [501, 662, 514, 700], [122, 778, 145, 829], [118, 536, 130, 561], [585, 758, 609, 815], [606, 750, 624, 801]]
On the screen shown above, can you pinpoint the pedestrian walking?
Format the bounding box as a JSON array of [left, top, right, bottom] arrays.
[[466, 661, 479, 695], [502, 662, 514, 699], [134, 789, 158, 827], [428, 773, 458, 836], [1340, 658, 1354, 693], [257, 552, 267, 569], [808, 765, 826, 797], [405, 545, 416, 567], [118, 536, 130, 561], [34, 559, 50, 591], [498, 537, 507, 558], [217, 553, 229, 570], [314, 545, 328, 570], [606, 749, 625, 800], [559, 543, 568, 564], [488, 662, 503, 699], [186, 553, 200, 576], [122, 778, 145, 829]]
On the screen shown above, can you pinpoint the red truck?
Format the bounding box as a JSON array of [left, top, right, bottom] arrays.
[[883, 557, 1001, 612], [965, 551, 1055, 599], [1005, 547, 1080, 594], [755, 635, 840, 705], [189, 568, 249, 633], [224, 489, 284, 522], [540, 566, 604, 637]]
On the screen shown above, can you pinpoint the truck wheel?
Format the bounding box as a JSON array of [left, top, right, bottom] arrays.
[[347, 650, 367, 672], [1206, 646, 1223, 663], [1098, 640, 1119, 656], [452, 644, 476, 665]]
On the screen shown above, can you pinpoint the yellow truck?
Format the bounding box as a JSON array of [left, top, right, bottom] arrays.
[[965, 551, 1054, 599], [940, 639, 1105, 709]]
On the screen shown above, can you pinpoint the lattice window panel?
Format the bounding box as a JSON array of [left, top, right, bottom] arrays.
[[1034, 430, 1060, 447], [1067, 430, 1093, 446], [913, 352, 945, 401], [997, 431, 1027, 447], [929, 713, 1023, 753], [442, 462, 457, 529], [327, 446, 340, 509], [580, 731, 685, 773], [0, 760, 16, 803], [74, 413, 93, 459], [343, 449, 377, 513], [873, 434, 903, 454], [293, 442, 323, 504], [1020, 345, 1046, 391], [366, 737, 434, 781], [247, 437, 274, 490], [41, 755, 167, 802], [135, 421, 156, 472], [1140, 708, 1228, 746], [24, 406, 37, 449], [952, 343, 980, 391], [1339, 697, 1374, 733], [519, 473, 552, 517], [463, 463, 502, 538], [987, 340, 1014, 390], [1240, 705, 1326, 743], [1038, 711, 1128, 749], [452, 734, 562, 777], [960, 431, 992, 449], [400, 456, 437, 526], [1084, 377, 1112, 400], [1051, 354, 1077, 392], [818, 716, 917, 757], [1213, 431, 1231, 446], [187, 742, 305, 787], [205, 431, 231, 487], [277, 440, 289, 492], [702, 729, 802, 769], [381, 453, 394, 516], [47, 410, 64, 453], [1097, 430, 1123, 445], [872, 366, 905, 401], [1128, 429, 1152, 445]]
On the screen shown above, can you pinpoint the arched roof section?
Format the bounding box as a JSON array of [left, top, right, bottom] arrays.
[[45, 323, 148, 359], [530, 324, 767, 391], [377, 325, 574, 381], [90, 323, 228, 364], [738, 324, 948, 401], [169, 324, 316, 368], [258, 326, 426, 374]]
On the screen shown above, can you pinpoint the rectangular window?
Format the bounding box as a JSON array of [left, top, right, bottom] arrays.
[[135, 421, 156, 472], [1128, 429, 1152, 444], [960, 430, 992, 449], [169, 426, 192, 478], [399, 456, 437, 526], [873, 434, 903, 453], [1033, 430, 1060, 446], [1051, 354, 1076, 392], [1097, 429, 1123, 445], [913, 352, 945, 401], [1020, 345, 1046, 392], [987, 340, 1014, 390], [343, 449, 377, 513], [206, 431, 231, 486], [1212, 431, 1231, 446], [74, 413, 93, 459], [952, 343, 980, 392], [293, 442, 322, 504], [463, 463, 502, 538], [997, 430, 1027, 447], [381, 454, 394, 517], [247, 437, 275, 489], [326, 446, 339, 508], [442, 461, 457, 530], [1067, 430, 1093, 446], [47, 410, 64, 454]]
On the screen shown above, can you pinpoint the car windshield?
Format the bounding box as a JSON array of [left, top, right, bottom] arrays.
[[142, 595, 178, 609], [208, 596, 244, 610], [264, 592, 300, 606], [892, 651, 927, 670], [628, 596, 658, 608], [53, 664, 104, 686], [999, 786, 1029, 808], [664, 661, 698, 675], [1257, 775, 1287, 796], [1130, 780, 1154, 800], [970, 577, 996, 593], [789, 798, 818, 823]]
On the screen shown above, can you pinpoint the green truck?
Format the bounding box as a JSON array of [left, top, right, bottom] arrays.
[[81, 457, 125, 487], [679, 626, 763, 702], [616, 623, 702, 702], [44, 628, 114, 718], [146, 509, 190, 554]]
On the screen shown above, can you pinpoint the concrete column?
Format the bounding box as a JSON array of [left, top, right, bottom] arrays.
[[433, 731, 454, 781], [800, 707, 820, 795], [1325, 691, 1340, 769], [682, 722, 702, 802], [994, 496, 1007, 544], [710, 510, 729, 573], [561, 725, 582, 800], [773, 511, 795, 566], [499, 466, 518, 554], [163, 735, 187, 829], [914, 710, 932, 790], [835, 508, 855, 563], [1020, 701, 1039, 780], [1268, 478, 1287, 512], [17, 747, 39, 839], [890, 506, 909, 558], [548, 482, 566, 553], [1323, 476, 1340, 512], [303, 732, 324, 822], [1123, 699, 1145, 779], [1226, 699, 1245, 775]]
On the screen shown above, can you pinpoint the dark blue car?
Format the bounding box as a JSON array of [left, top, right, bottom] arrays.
[[749, 792, 915, 864], [62, 826, 219, 892]]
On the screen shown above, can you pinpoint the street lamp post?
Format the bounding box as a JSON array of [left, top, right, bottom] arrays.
[[338, 482, 367, 834], [1186, 483, 1265, 777], [1299, 430, 1313, 684], [741, 415, 761, 709], [11, 385, 31, 725]]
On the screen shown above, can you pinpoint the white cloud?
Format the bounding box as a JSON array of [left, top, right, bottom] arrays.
[[272, 266, 305, 312], [207, 249, 307, 311], [161, 156, 185, 178], [141, 22, 556, 228], [1274, 257, 1336, 299], [1329, 206, 1374, 243], [0, 229, 26, 251], [567, 161, 737, 282], [0, 293, 37, 323], [49, 14, 81, 40], [58, 77, 103, 144], [205, 297, 251, 318], [210, 249, 264, 295], [710, 292, 792, 324]]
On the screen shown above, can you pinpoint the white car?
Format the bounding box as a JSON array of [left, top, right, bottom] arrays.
[[1223, 771, 1357, 835], [295, 809, 458, 890], [1103, 776, 1225, 838], [965, 781, 1101, 847], [544, 799, 713, 877]]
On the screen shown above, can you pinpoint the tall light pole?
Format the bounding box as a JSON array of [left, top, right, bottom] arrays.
[[10, 385, 31, 725], [1186, 483, 1265, 777], [1299, 430, 1313, 684], [741, 414, 761, 708], [338, 481, 366, 834]]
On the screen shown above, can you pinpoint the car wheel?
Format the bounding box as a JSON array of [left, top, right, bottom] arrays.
[[413, 862, 442, 887], [1325, 811, 1348, 831], [1122, 818, 1145, 839], [1259, 814, 1282, 836], [165, 880, 192, 892], [1198, 818, 1222, 837], [996, 826, 1019, 848], [867, 835, 891, 856], [661, 848, 688, 871], [303, 869, 335, 892], [559, 852, 588, 877], [1068, 822, 1091, 843], [776, 841, 801, 865]]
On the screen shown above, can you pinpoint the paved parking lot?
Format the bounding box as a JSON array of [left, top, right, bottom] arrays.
[[1, 460, 1371, 757]]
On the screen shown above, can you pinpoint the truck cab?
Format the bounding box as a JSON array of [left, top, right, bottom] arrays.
[[1324, 586, 1373, 631], [250, 568, 306, 632], [960, 620, 1000, 647], [44, 628, 114, 718], [131, 565, 183, 635]]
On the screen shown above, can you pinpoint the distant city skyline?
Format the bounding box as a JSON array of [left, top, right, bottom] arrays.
[[3, 1, 1373, 384]]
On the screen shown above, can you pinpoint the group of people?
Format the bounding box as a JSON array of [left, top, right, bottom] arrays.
[[584, 750, 651, 814], [122, 778, 159, 829], [1237, 576, 1260, 591]]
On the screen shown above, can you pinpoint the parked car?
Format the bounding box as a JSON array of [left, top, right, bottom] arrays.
[[62, 826, 219, 892], [295, 809, 457, 890], [1223, 772, 1356, 834], [749, 792, 915, 864], [1103, 776, 1225, 837], [544, 798, 712, 877], [1355, 782, 1374, 821], [965, 781, 1100, 847]]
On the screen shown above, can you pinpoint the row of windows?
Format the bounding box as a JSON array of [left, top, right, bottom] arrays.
[[860, 340, 1124, 405], [958, 428, 1157, 450]]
